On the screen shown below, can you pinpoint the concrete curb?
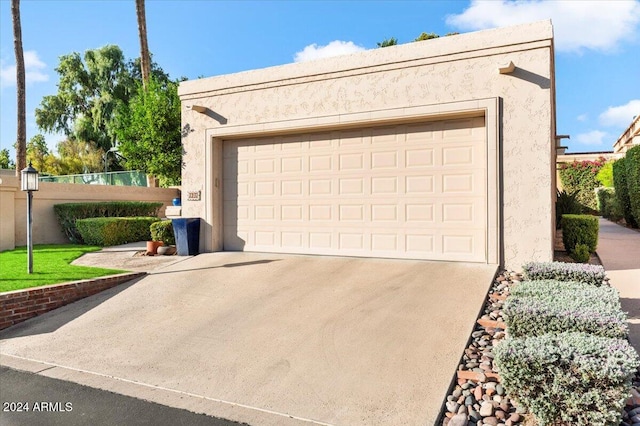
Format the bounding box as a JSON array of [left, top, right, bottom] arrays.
[[0, 272, 145, 330]]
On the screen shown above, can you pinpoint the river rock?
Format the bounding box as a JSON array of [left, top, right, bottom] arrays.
[[479, 401, 493, 417]]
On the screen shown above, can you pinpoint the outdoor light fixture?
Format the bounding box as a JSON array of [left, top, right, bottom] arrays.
[[21, 162, 39, 274]]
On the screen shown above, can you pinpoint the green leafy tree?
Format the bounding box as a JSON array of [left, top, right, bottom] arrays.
[[0, 148, 16, 169], [114, 77, 182, 186], [596, 161, 614, 187], [414, 32, 439, 41], [26, 134, 49, 172], [35, 45, 133, 152], [377, 37, 398, 48], [53, 139, 105, 175]]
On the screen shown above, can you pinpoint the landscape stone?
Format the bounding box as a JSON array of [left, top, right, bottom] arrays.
[[479, 401, 493, 417], [448, 413, 468, 426]]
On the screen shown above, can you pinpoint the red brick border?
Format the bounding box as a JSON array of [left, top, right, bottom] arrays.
[[0, 272, 146, 330]]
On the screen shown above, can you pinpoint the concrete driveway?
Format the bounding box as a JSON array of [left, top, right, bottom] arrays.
[[0, 252, 496, 425]]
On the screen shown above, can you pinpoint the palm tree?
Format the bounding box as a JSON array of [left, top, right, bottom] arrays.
[[12, 0, 26, 175], [135, 0, 151, 89]]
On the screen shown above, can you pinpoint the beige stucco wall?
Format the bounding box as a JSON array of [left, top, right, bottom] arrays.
[[0, 175, 178, 250], [178, 20, 556, 270]]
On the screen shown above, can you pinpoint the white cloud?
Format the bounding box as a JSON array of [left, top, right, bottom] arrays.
[[0, 50, 49, 89], [576, 114, 588, 122], [575, 130, 608, 145], [294, 40, 366, 63], [446, 0, 640, 53], [598, 99, 640, 127]]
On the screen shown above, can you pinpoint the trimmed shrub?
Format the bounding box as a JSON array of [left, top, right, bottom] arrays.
[[509, 280, 621, 309], [561, 214, 599, 253], [558, 157, 606, 212], [555, 189, 581, 229], [570, 243, 590, 263], [597, 187, 622, 220], [503, 281, 627, 338], [495, 333, 639, 425], [54, 202, 163, 243], [613, 157, 638, 228], [150, 220, 175, 245], [76, 217, 160, 246], [522, 261, 606, 286], [626, 145, 640, 226]]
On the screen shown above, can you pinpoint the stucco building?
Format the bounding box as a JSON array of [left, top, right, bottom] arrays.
[[178, 20, 556, 270]]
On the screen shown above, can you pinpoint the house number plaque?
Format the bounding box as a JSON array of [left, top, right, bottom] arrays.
[[187, 191, 201, 201]]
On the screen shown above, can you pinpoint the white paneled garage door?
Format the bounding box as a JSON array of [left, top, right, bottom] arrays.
[[222, 117, 487, 262]]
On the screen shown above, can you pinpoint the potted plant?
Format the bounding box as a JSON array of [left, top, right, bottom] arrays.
[[150, 220, 176, 255]]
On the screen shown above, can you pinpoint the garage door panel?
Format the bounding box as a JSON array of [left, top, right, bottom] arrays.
[[223, 118, 487, 261]]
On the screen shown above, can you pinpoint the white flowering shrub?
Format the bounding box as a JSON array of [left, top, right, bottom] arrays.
[[522, 261, 606, 286], [504, 281, 628, 338], [495, 333, 639, 425]]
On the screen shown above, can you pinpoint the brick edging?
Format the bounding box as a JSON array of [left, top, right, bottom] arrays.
[[0, 272, 146, 331]]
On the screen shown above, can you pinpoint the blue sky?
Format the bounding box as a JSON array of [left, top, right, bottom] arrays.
[[1, 0, 639, 160]]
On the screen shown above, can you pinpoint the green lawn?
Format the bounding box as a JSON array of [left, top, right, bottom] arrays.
[[0, 245, 125, 292]]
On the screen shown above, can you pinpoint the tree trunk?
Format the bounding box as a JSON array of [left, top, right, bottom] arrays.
[[12, 0, 26, 176], [136, 0, 151, 89]]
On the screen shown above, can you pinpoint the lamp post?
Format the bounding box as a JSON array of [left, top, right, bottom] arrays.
[[21, 162, 39, 274]]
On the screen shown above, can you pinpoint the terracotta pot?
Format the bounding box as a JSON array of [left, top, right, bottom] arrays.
[[146, 240, 163, 255]]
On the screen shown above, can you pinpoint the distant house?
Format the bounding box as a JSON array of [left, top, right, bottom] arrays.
[[178, 20, 557, 270]]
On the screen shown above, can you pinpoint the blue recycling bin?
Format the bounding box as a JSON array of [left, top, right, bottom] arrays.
[[172, 218, 200, 256]]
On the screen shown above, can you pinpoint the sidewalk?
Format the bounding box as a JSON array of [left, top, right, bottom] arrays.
[[597, 218, 640, 353], [71, 241, 189, 273]]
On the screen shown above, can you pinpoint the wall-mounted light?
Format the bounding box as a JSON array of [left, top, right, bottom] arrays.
[[498, 61, 515, 74]]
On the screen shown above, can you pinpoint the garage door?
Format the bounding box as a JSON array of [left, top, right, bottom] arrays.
[[223, 117, 487, 262]]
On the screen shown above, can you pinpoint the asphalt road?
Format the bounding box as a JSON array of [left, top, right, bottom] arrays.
[[0, 367, 247, 426]]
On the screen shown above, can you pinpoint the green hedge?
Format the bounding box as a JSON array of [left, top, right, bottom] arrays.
[[561, 214, 599, 258], [558, 157, 606, 212], [54, 202, 163, 243], [150, 220, 175, 245], [522, 261, 606, 286], [555, 190, 581, 229], [503, 280, 627, 338], [596, 187, 622, 220], [613, 156, 638, 228], [626, 145, 640, 226], [76, 217, 160, 246], [495, 333, 639, 425]]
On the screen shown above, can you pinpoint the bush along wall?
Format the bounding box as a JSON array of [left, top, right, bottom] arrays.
[[558, 157, 606, 212], [613, 156, 639, 228], [597, 187, 622, 221], [54, 202, 163, 243], [76, 217, 160, 246], [626, 145, 640, 227], [555, 189, 581, 229], [561, 214, 599, 262]]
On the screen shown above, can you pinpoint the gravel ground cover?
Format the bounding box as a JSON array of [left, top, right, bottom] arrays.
[[440, 271, 640, 426]]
